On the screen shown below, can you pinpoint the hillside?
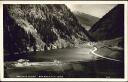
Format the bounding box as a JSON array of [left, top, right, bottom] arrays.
[[4, 4, 91, 55], [88, 4, 124, 62], [89, 4, 124, 41], [74, 11, 99, 30]]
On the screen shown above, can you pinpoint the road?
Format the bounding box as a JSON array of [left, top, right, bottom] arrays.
[[91, 47, 121, 62]]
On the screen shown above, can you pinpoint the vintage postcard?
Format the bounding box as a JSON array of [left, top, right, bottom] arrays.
[[0, 1, 127, 81]]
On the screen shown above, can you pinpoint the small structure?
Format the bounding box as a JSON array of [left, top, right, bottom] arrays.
[[15, 59, 30, 67], [53, 59, 60, 64]]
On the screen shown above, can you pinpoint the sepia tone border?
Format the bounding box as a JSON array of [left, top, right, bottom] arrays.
[[0, 1, 128, 81], [0, 0, 128, 1]]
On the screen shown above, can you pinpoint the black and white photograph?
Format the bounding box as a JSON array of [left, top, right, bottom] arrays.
[[1, 1, 127, 81]]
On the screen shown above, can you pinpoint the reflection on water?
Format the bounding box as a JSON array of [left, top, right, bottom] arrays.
[[4, 47, 124, 78], [5, 60, 124, 78]]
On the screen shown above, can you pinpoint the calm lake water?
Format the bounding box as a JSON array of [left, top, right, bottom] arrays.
[[4, 45, 124, 78]]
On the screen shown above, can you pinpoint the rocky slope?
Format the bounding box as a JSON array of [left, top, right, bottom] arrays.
[[4, 4, 91, 54], [74, 11, 99, 30], [89, 4, 124, 41]]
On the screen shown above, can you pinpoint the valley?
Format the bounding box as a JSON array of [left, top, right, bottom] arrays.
[[4, 4, 124, 78]]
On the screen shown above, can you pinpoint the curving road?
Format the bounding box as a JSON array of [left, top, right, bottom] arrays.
[[91, 47, 121, 62]]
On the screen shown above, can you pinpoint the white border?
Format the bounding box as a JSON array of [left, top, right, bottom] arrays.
[[0, 1, 127, 81]]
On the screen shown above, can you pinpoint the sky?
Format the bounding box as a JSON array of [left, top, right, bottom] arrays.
[[66, 4, 117, 18]]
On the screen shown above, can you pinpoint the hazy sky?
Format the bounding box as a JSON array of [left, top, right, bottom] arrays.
[[66, 4, 117, 18]]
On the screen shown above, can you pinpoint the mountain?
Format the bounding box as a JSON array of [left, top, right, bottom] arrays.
[[73, 11, 99, 30], [89, 4, 124, 41], [4, 4, 91, 54]]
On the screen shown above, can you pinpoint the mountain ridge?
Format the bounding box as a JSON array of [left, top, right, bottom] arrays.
[[73, 11, 99, 30], [89, 4, 124, 41], [4, 4, 91, 54]]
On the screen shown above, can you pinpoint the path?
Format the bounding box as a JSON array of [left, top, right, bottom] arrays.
[[91, 47, 121, 62]]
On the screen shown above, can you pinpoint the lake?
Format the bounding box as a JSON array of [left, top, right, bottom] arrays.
[[4, 45, 124, 78]]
